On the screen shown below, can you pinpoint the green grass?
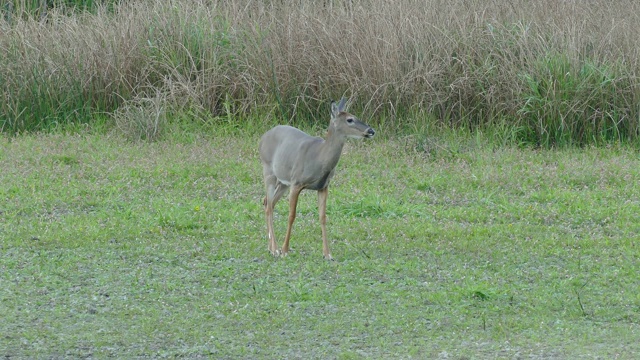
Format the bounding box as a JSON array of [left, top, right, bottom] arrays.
[[1, 130, 639, 358]]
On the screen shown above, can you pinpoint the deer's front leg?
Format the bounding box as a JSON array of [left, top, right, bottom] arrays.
[[318, 187, 333, 260]]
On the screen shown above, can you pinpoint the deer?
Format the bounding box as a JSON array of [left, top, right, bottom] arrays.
[[259, 98, 375, 260]]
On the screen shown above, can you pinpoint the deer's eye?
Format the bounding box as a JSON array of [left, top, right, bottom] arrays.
[[346, 118, 355, 124]]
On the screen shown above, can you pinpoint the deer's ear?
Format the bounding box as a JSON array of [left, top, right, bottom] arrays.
[[338, 97, 348, 112], [331, 97, 348, 118], [331, 100, 340, 118]]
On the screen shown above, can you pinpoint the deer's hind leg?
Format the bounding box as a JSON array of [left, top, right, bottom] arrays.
[[264, 173, 289, 256], [281, 185, 303, 256]]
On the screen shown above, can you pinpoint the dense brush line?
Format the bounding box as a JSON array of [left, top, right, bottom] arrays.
[[1, 0, 640, 145]]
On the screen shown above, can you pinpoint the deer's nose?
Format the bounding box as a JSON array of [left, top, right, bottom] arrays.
[[366, 128, 376, 137]]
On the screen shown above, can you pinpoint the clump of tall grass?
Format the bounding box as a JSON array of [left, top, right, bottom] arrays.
[[113, 93, 167, 142], [2, 0, 640, 146], [2, 0, 118, 17]]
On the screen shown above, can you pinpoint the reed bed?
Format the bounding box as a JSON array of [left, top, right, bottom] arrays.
[[2, 0, 640, 145]]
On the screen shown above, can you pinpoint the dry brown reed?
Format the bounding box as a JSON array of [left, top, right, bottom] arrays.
[[2, 0, 640, 144]]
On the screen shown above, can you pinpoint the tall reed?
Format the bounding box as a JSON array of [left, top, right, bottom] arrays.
[[1, 0, 640, 145]]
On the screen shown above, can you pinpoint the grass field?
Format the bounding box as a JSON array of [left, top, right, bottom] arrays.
[[1, 129, 639, 358]]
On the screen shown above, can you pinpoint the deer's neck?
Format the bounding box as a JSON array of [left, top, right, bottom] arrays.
[[318, 125, 346, 170]]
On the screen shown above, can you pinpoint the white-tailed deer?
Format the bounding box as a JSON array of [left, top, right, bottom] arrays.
[[259, 98, 375, 260]]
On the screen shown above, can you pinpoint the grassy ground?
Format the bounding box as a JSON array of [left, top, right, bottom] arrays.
[[1, 130, 639, 358]]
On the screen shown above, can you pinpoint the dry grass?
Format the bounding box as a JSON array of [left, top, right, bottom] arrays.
[[2, 0, 640, 144]]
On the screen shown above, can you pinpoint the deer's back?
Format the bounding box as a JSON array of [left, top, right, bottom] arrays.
[[259, 125, 324, 185]]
